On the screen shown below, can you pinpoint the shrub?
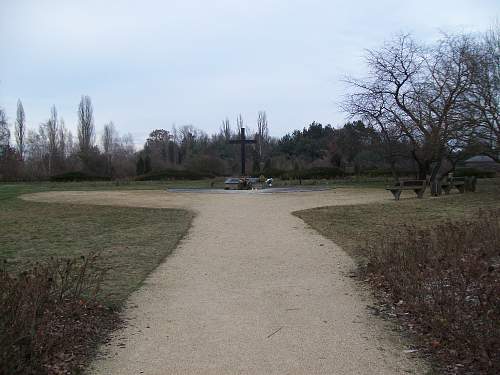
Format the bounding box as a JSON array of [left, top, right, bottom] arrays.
[[261, 168, 287, 179], [271, 167, 345, 180], [360, 168, 418, 178], [135, 169, 215, 181], [0, 254, 118, 375], [296, 167, 345, 179], [365, 210, 500, 374], [49, 171, 111, 182]]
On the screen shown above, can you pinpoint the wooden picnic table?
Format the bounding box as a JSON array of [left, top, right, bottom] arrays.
[[386, 180, 426, 200]]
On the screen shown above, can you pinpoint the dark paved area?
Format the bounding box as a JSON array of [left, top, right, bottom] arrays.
[[167, 187, 332, 194]]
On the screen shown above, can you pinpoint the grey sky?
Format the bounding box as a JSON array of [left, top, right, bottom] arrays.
[[1, 0, 498, 146]]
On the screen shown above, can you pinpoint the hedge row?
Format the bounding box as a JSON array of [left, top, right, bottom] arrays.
[[135, 169, 215, 181], [49, 172, 111, 182], [46, 167, 497, 182]]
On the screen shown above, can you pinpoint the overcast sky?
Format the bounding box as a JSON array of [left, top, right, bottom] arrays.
[[1, 0, 498, 145]]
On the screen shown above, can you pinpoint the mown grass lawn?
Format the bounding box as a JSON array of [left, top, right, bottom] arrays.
[[294, 178, 500, 261], [0, 182, 194, 306]]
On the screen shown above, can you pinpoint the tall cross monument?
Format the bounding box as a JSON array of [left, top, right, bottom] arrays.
[[229, 127, 256, 176]]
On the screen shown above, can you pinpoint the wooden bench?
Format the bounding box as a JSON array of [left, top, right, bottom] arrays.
[[386, 180, 426, 200]]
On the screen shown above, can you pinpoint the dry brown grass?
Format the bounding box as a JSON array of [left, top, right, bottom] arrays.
[[366, 212, 500, 374]]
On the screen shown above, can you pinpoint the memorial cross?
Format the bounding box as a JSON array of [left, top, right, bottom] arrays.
[[229, 127, 256, 176]]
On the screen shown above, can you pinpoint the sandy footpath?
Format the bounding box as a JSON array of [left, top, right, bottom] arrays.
[[23, 189, 426, 375]]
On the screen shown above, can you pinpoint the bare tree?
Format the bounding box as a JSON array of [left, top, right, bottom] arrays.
[[179, 125, 196, 162], [77, 95, 95, 155], [101, 121, 116, 175], [345, 33, 474, 180], [465, 25, 500, 160], [15, 99, 26, 160], [0, 108, 9, 158], [66, 129, 75, 157], [236, 114, 244, 130], [112, 133, 136, 177], [256, 111, 270, 168], [236, 113, 254, 137], [171, 124, 180, 164], [58, 118, 67, 159], [220, 117, 231, 140], [101, 121, 116, 155], [24, 128, 47, 177], [120, 133, 135, 154], [44, 105, 59, 174], [343, 88, 404, 177]]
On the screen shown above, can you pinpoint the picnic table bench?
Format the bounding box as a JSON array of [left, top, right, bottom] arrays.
[[386, 180, 426, 200], [440, 176, 466, 194], [439, 176, 476, 195]]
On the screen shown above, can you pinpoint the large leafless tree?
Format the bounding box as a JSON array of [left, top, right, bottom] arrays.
[[465, 26, 500, 160], [345, 34, 474, 180]]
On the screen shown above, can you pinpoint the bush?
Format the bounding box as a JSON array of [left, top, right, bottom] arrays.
[[296, 167, 345, 179], [0, 254, 118, 375], [454, 168, 496, 178], [266, 167, 345, 180], [365, 210, 500, 374], [360, 168, 418, 178], [49, 171, 111, 182], [135, 169, 215, 181], [261, 168, 288, 179]]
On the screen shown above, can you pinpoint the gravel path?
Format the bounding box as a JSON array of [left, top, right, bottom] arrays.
[[24, 189, 426, 375]]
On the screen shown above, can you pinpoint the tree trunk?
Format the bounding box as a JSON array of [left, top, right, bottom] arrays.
[[411, 150, 430, 181], [429, 160, 442, 196]]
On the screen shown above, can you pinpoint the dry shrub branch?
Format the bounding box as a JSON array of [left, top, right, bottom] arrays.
[[365, 209, 500, 374], [0, 254, 119, 375]]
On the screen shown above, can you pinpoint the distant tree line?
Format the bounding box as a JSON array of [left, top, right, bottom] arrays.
[[0, 27, 497, 182], [0, 98, 420, 181], [0, 96, 135, 181]]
